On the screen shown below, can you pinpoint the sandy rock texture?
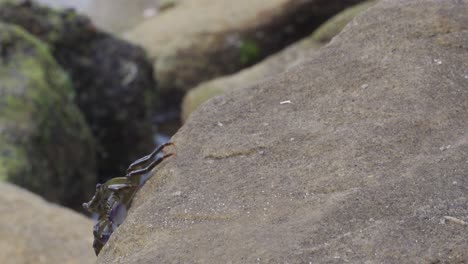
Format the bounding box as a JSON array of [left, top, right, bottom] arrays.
[[99, 0, 468, 262], [181, 37, 322, 122], [0, 182, 95, 264], [181, 0, 377, 121], [125, 0, 365, 94], [0, 22, 96, 208]]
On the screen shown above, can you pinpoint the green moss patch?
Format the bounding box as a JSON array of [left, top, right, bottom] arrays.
[[0, 22, 96, 209]]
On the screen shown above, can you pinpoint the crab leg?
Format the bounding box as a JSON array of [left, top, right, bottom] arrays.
[[126, 142, 174, 172], [127, 153, 174, 179], [85, 143, 175, 256]]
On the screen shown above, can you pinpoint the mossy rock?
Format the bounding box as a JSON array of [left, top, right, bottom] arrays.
[[0, 22, 96, 209], [0, 1, 157, 181]]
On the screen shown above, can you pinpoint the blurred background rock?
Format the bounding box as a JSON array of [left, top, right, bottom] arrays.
[[0, 1, 159, 187], [181, 0, 376, 121], [34, 0, 166, 34], [0, 182, 95, 264]]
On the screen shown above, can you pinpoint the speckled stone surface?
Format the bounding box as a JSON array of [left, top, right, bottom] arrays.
[[100, 0, 468, 262], [181, 0, 377, 122]]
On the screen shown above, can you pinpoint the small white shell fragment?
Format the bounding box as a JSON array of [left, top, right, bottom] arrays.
[[280, 100, 291, 104]]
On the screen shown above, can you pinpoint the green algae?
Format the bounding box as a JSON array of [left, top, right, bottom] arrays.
[[1, 1, 158, 183], [0, 1, 87, 45], [0, 22, 96, 208], [0, 138, 29, 182]]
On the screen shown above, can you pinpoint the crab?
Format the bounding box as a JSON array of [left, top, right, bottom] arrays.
[[83, 142, 174, 255]]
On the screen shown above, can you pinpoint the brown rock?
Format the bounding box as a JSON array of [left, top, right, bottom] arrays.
[[181, 37, 322, 122], [0, 182, 95, 264], [125, 0, 365, 94], [181, 0, 376, 122], [99, 0, 468, 262]]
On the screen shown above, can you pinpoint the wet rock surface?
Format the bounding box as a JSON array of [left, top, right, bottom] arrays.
[[181, 0, 376, 122], [0, 182, 95, 264], [98, 0, 468, 262], [125, 0, 366, 95], [0, 1, 158, 180], [0, 22, 96, 208]]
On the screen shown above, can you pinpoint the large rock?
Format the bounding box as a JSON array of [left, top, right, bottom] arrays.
[[0, 182, 95, 263], [0, 22, 96, 208], [0, 1, 158, 180], [181, 0, 376, 122], [125, 0, 365, 95], [98, 0, 468, 262], [181, 37, 322, 122]]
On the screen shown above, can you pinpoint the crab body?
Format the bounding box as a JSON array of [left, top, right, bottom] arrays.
[[83, 142, 174, 255]]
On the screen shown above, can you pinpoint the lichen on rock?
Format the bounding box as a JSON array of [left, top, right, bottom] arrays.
[[0, 1, 158, 181], [0, 22, 96, 208]]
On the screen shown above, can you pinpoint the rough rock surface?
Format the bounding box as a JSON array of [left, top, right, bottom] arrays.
[[0, 1, 157, 180], [0, 22, 96, 208], [181, 0, 376, 122], [125, 0, 365, 94], [99, 0, 468, 263], [181, 38, 322, 122], [0, 182, 95, 264]]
